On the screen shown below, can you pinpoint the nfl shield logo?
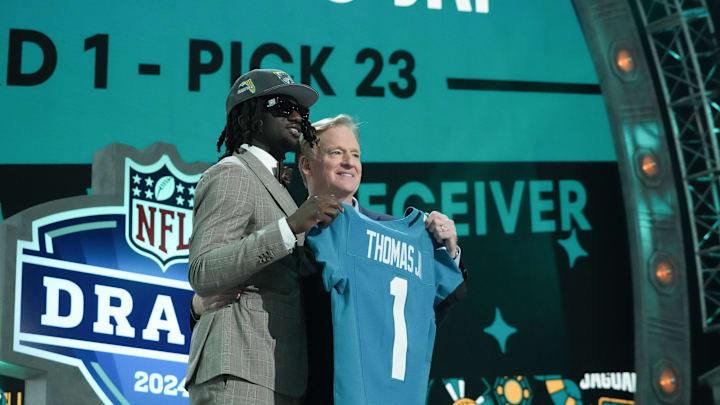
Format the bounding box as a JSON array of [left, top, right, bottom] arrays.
[[1, 143, 209, 405], [125, 155, 201, 271]]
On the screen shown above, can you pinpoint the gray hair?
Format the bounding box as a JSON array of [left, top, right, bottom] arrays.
[[311, 114, 359, 137]]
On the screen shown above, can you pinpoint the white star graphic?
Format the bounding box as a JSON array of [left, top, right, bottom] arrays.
[[132, 186, 141, 197], [189, 186, 195, 196], [176, 195, 185, 206], [132, 174, 141, 184], [176, 183, 185, 194], [144, 189, 154, 199], [189, 197, 194, 207], [145, 176, 154, 187]]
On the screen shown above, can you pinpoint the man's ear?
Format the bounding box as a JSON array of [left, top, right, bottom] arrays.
[[299, 155, 312, 177]]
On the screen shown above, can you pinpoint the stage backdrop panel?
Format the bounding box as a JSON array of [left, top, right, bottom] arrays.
[[0, 0, 612, 164], [0, 1, 633, 404]]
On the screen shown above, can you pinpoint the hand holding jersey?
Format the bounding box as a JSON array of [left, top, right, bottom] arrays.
[[287, 194, 345, 232], [424, 210, 460, 259]]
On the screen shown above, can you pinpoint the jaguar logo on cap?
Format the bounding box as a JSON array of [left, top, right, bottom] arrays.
[[237, 79, 256, 95], [273, 71, 293, 85]]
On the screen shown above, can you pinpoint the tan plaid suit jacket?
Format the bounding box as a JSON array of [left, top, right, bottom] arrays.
[[186, 149, 307, 399]]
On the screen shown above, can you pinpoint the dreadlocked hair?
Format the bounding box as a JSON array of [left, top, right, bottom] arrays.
[[216, 97, 319, 163], [216, 98, 266, 160], [303, 123, 319, 150]]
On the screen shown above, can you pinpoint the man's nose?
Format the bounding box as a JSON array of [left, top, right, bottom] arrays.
[[288, 110, 302, 121]]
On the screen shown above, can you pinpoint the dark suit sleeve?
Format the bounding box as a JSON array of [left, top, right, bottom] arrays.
[[434, 257, 468, 325], [300, 247, 335, 405]]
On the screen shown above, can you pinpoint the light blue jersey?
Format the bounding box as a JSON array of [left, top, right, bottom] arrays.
[[307, 204, 464, 405]]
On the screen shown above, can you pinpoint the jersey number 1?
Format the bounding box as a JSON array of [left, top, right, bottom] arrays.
[[390, 276, 408, 381]]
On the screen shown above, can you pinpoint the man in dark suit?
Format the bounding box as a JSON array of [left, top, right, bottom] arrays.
[[185, 69, 344, 405], [295, 114, 468, 404]]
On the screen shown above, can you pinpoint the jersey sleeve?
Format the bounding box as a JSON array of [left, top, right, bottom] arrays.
[[306, 211, 349, 294], [433, 247, 465, 308]]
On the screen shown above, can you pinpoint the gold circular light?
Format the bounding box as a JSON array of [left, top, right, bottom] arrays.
[[649, 253, 678, 292], [504, 380, 522, 403], [634, 148, 663, 186], [655, 260, 675, 286], [617, 49, 634, 73], [641, 153, 660, 178], [659, 367, 678, 394]]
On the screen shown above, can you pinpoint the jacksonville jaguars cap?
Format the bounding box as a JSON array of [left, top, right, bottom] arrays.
[[226, 69, 319, 116]]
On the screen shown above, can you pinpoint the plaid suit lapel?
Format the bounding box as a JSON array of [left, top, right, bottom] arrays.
[[235, 151, 299, 218]]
